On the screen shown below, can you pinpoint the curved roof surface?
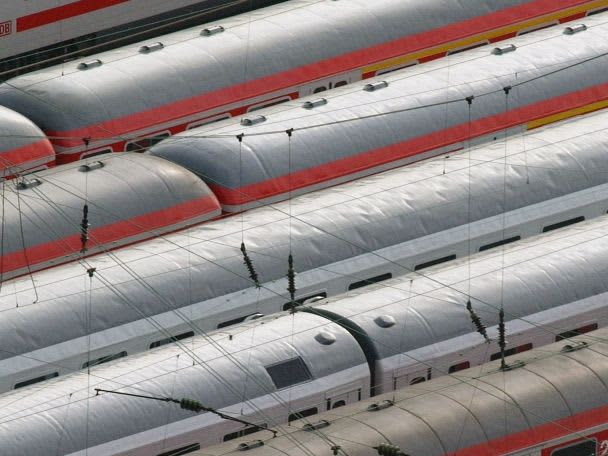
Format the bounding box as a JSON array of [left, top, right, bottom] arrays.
[[2, 214, 608, 455], [150, 14, 608, 209], [0, 153, 220, 279], [0, 109, 607, 361], [0, 106, 54, 175], [195, 328, 608, 456], [0, 0, 545, 137]]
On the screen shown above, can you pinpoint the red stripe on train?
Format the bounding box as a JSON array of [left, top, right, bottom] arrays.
[[208, 82, 608, 206], [46, 0, 593, 148], [0, 193, 220, 274], [17, 0, 129, 32], [0, 139, 55, 171], [450, 403, 608, 455]]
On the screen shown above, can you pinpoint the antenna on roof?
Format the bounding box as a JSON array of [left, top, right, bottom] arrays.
[[466, 300, 490, 343], [94, 389, 277, 438], [241, 242, 260, 288]]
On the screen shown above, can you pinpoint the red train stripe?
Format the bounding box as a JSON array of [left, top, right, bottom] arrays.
[[0, 139, 55, 171], [451, 403, 608, 455], [0, 193, 220, 274], [209, 82, 608, 206], [16, 0, 129, 32], [47, 0, 592, 147]]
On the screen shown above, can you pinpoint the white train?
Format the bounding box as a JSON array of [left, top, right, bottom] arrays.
[[0, 0, 604, 170], [2, 213, 608, 455], [196, 328, 608, 456], [1, 109, 608, 394]]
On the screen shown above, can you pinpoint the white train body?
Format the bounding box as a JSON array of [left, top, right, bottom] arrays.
[[2, 214, 608, 455], [2, 110, 608, 394]]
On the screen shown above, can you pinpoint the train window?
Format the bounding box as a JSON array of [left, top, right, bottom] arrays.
[[125, 132, 170, 152], [265, 357, 312, 389], [555, 323, 598, 342], [334, 81, 348, 88], [377, 62, 417, 76], [217, 312, 264, 329], [348, 273, 392, 291], [248, 97, 291, 112], [149, 331, 195, 349], [288, 407, 318, 422], [490, 343, 533, 361], [409, 377, 426, 385], [414, 254, 456, 271], [448, 361, 470, 373], [14, 372, 59, 389], [550, 439, 596, 456], [313, 86, 327, 93], [518, 22, 557, 36], [157, 443, 201, 456], [223, 424, 266, 442], [447, 42, 488, 55], [588, 6, 608, 15], [283, 292, 328, 311], [81, 148, 112, 160], [187, 114, 230, 130], [479, 236, 521, 252], [82, 351, 127, 369], [332, 400, 346, 409], [542, 216, 585, 233]]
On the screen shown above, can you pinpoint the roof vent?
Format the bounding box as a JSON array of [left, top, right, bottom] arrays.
[[78, 161, 104, 172], [238, 440, 264, 451], [561, 341, 588, 352], [139, 42, 164, 53], [241, 115, 266, 126], [363, 81, 389, 92], [492, 44, 517, 55], [303, 98, 327, 109], [315, 331, 336, 345], [77, 59, 103, 70], [16, 178, 42, 190], [563, 24, 587, 35], [201, 25, 225, 36], [374, 315, 396, 328], [367, 400, 394, 412], [303, 420, 331, 431]]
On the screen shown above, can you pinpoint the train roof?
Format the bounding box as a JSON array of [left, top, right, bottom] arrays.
[[0, 0, 534, 134], [0, 153, 220, 279], [0, 106, 54, 175], [196, 328, 608, 456], [0, 312, 366, 456], [149, 13, 608, 208], [3, 213, 608, 455], [1, 108, 608, 361]]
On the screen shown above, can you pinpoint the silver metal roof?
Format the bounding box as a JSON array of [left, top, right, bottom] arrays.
[[195, 328, 608, 456], [0, 106, 54, 175], [2, 213, 608, 455], [1, 108, 607, 365], [0, 153, 220, 279], [0, 0, 529, 133], [148, 13, 608, 209]]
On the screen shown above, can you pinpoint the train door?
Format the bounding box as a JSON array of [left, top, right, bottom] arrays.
[[392, 367, 432, 390], [325, 384, 361, 410]]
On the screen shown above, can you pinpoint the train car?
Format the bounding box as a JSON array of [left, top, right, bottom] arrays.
[[0, 0, 286, 76], [3, 100, 608, 278], [0, 153, 220, 280], [2, 217, 608, 455], [0, 106, 54, 176], [150, 13, 608, 211], [194, 328, 608, 456], [2, 108, 608, 394], [0, 0, 604, 172]]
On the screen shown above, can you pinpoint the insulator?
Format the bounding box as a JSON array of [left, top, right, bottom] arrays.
[[498, 308, 506, 351], [80, 204, 90, 253], [240, 242, 260, 288], [180, 398, 204, 412], [287, 254, 296, 302], [466, 300, 489, 343]]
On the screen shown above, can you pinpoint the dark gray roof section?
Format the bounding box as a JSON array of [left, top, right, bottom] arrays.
[[0, 0, 526, 132], [0, 152, 220, 278]]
